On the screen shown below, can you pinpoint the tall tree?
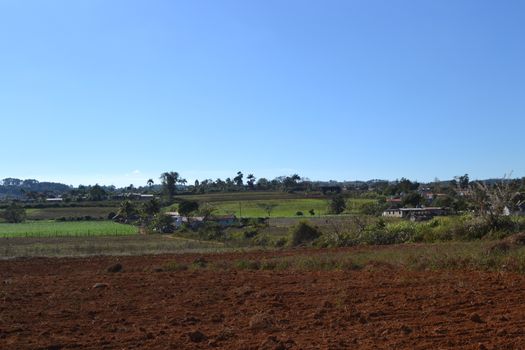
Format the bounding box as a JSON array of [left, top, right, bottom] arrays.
[[160, 171, 179, 201], [233, 171, 243, 187], [117, 200, 138, 223], [329, 195, 347, 214], [246, 174, 256, 190], [88, 184, 107, 201]]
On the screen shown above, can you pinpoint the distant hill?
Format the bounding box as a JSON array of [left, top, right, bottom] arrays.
[[0, 178, 71, 199]]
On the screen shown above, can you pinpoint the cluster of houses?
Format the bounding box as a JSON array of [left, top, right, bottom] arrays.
[[382, 200, 525, 222], [165, 211, 237, 229]]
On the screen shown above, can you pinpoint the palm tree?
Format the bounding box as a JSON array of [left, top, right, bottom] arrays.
[[117, 200, 137, 223], [147, 179, 154, 187]]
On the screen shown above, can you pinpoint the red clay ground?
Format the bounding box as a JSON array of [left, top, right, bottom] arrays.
[[1, 249, 525, 349]]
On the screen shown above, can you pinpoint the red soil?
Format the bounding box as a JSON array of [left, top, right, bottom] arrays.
[[1, 249, 524, 349]]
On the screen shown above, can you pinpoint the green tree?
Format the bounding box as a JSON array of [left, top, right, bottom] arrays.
[[283, 174, 301, 191], [149, 214, 175, 233], [233, 171, 243, 187], [458, 174, 469, 189], [178, 200, 199, 216], [402, 192, 423, 207], [246, 174, 256, 189], [147, 179, 154, 187], [329, 195, 346, 214], [160, 171, 179, 201], [88, 184, 107, 201], [2, 202, 26, 223], [257, 203, 278, 217], [141, 198, 161, 218], [289, 221, 321, 246], [117, 200, 138, 223]]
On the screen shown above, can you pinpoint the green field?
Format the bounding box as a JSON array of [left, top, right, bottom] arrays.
[[174, 191, 318, 202], [26, 206, 118, 220], [208, 198, 376, 217], [0, 220, 137, 238]]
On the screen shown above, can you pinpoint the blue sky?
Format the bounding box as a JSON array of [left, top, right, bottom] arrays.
[[1, 1, 524, 187]]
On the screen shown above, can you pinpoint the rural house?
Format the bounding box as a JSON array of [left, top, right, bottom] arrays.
[[382, 207, 448, 221]]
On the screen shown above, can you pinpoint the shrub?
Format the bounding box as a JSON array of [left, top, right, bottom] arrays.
[[164, 261, 188, 271], [235, 260, 261, 270], [289, 221, 322, 246], [198, 222, 225, 240], [252, 235, 270, 246], [243, 229, 258, 239], [296, 211, 304, 216], [149, 214, 175, 233], [274, 237, 288, 247], [363, 221, 416, 245], [359, 202, 387, 216], [178, 200, 199, 216], [1, 203, 26, 223], [329, 195, 346, 214]]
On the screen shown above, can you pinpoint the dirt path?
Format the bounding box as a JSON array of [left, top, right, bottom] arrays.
[[1, 251, 524, 349]]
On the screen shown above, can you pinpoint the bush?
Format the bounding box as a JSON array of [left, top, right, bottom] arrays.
[[274, 237, 288, 247], [178, 200, 199, 216], [329, 195, 346, 214], [252, 235, 270, 246], [235, 260, 261, 270], [164, 261, 188, 271], [1, 203, 26, 223], [243, 229, 258, 239], [149, 214, 175, 233], [289, 221, 322, 246], [296, 211, 304, 216], [198, 222, 225, 240], [359, 202, 386, 216]]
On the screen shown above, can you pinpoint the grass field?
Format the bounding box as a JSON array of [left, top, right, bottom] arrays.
[[174, 191, 322, 202], [0, 220, 137, 238], [207, 198, 376, 217], [26, 206, 118, 220], [0, 235, 229, 258]]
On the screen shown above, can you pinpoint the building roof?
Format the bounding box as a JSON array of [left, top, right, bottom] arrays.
[[385, 207, 446, 212]]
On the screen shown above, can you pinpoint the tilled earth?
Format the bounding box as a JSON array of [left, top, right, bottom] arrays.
[[1, 249, 525, 349]]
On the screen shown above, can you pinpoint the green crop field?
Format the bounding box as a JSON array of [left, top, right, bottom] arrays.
[[174, 191, 321, 202], [26, 207, 118, 220], [208, 198, 377, 217], [0, 220, 138, 238]]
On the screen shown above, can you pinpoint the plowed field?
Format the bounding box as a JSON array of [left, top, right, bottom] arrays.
[[1, 249, 524, 349]]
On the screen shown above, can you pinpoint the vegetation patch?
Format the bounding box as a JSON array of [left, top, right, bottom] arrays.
[[0, 220, 137, 238]]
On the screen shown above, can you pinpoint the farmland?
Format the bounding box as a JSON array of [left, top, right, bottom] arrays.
[[1, 187, 525, 349], [0, 220, 137, 238], [210, 198, 376, 217], [25, 206, 118, 220], [3, 245, 525, 349], [0, 234, 227, 258]]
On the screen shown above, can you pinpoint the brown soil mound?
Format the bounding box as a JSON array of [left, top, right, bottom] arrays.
[[1, 250, 525, 349]]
